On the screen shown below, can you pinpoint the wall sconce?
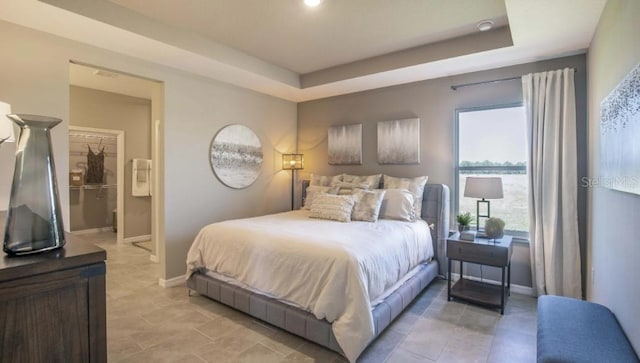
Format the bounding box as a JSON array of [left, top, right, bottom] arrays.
[[464, 176, 503, 231], [0, 101, 16, 145], [282, 154, 304, 210]]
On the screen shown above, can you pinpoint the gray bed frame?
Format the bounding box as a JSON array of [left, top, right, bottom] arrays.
[[187, 183, 450, 357]]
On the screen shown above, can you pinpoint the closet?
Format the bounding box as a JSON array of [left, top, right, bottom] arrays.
[[68, 130, 119, 233]]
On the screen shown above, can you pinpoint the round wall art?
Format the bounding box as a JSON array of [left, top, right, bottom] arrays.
[[210, 124, 263, 189]]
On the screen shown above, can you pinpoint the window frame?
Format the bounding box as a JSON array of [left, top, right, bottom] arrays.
[[454, 103, 530, 240]]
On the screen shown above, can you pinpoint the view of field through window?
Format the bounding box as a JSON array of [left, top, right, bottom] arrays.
[[458, 106, 530, 232]]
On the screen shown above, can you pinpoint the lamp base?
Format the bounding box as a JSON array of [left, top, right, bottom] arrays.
[[290, 171, 295, 210], [475, 198, 491, 231]]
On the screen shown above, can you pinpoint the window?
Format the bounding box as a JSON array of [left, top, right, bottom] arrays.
[[456, 104, 529, 236]]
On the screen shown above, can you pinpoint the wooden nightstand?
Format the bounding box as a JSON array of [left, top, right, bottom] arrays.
[[447, 233, 513, 314]]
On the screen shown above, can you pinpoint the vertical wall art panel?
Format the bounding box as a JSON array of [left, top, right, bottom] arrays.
[[328, 123, 362, 165], [377, 118, 420, 164], [600, 63, 640, 195]]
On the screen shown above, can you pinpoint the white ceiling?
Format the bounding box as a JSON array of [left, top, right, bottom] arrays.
[[0, 0, 607, 102], [108, 0, 509, 74]]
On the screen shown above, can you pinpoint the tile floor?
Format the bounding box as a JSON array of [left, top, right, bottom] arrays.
[[77, 231, 537, 363]]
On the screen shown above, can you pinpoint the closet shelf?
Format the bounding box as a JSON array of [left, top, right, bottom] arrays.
[[69, 184, 117, 190], [69, 151, 116, 157]]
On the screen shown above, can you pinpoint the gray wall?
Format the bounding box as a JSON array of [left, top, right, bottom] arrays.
[[587, 0, 640, 352], [70, 86, 152, 239], [0, 20, 297, 280], [298, 54, 588, 289]]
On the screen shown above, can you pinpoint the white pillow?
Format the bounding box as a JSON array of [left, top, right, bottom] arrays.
[[332, 181, 371, 190], [303, 186, 339, 210], [378, 189, 416, 222], [341, 174, 382, 189], [383, 175, 428, 217], [332, 181, 371, 196], [352, 189, 386, 222], [310, 174, 343, 186], [309, 194, 356, 223]]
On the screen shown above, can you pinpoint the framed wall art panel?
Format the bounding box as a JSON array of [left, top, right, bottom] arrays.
[[600, 63, 640, 195], [377, 118, 420, 165], [328, 123, 362, 165]]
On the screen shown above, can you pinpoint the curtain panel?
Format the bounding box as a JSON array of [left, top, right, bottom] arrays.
[[522, 68, 582, 298]]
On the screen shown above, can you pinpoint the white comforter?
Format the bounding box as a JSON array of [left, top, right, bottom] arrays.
[[186, 210, 433, 362]]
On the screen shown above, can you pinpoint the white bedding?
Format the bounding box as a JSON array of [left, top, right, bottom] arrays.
[[186, 210, 433, 362]]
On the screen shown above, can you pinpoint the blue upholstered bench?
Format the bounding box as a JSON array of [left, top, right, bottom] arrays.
[[537, 295, 639, 363]]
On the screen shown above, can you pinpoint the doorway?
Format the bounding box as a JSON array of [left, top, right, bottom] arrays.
[[68, 61, 163, 263]]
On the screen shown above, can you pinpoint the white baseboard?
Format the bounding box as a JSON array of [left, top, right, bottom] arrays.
[[122, 234, 152, 243], [71, 227, 114, 235], [159, 274, 186, 288], [450, 272, 535, 296], [149, 254, 158, 263]]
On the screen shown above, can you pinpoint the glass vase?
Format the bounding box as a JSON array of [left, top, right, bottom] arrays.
[[3, 114, 66, 255]]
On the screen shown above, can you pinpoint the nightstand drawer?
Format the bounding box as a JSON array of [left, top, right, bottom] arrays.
[[447, 240, 509, 266]]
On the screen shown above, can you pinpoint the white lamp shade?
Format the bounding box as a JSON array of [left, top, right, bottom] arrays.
[[0, 101, 15, 143], [464, 177, 503, 199]]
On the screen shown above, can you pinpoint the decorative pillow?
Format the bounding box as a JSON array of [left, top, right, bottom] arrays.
[[378, 189, 416, 222], [332, 181, 371, 190], [310, 174, 343, 186], [332, 181, 371, 196], [383, 175, 428, 217], [341, 174, 382, 189], [309, 194, 356, 223], [351, 189, 386, 222], [303, 186, 339, 210]]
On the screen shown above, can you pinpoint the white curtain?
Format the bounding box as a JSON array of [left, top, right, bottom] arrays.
[[522, 68, 581, 298]]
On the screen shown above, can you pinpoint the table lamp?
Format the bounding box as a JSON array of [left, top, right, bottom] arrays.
[[464, 176, 503, 231]]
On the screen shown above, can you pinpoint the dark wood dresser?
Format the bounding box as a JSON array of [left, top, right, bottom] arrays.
[[0, 216, 107, 363]]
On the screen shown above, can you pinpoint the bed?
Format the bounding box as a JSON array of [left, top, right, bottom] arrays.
[[186, 182, 450, 362]]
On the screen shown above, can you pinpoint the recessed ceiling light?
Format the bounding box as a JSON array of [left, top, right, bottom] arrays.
[[304, 0, 322, 7], [477, 20, 494, 32]]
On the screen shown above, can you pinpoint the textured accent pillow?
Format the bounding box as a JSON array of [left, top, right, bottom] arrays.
[[309, 194, 356, 222], [383, 175, 428, 217], [333, 181, 371, 190], [303, 186, 339, 210], [332, 181, 371, 196], [352, 189, 386, 222], [310, 174, 343, 186], [378, 189, 416, 222], [341, 174, 382, 189]]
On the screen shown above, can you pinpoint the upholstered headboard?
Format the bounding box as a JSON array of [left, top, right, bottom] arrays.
[[421, 184, 450, 276], [301, 181, 450, 276]]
